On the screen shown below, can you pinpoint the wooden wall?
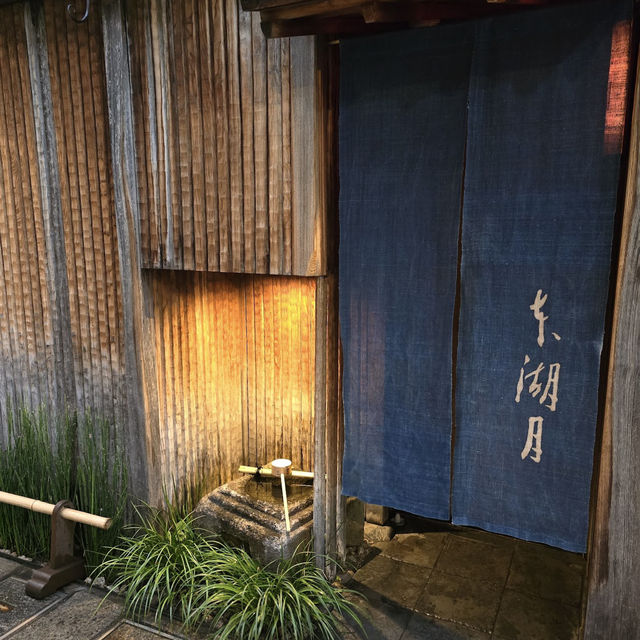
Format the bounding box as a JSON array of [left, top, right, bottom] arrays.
[[0, 0, 128, 436], [0, 4, 55, 432], [44, 0, 127, 423], [0, 0, 322, 501], [150, 272, 316, 493], [127, 0, 323, 276]]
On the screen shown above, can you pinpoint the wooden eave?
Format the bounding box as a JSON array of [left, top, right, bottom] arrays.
[[240, 0, 596, 38]]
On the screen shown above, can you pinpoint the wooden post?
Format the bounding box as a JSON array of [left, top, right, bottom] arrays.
[[313, 276, 327, 566], [101, 0, 162, 503], [584, 40, 640, 639]]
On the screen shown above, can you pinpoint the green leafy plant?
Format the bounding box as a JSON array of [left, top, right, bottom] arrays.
[[192, 546, 365, 640], [0, 406, 75, 557], [95, 500, 365, 639], [94, 501, 219, 627]]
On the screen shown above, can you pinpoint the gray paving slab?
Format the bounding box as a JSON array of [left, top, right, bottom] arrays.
[[415, 571, 503, 633], [401, 614, 490, 639], [350, 594, 412, 640], [380, 532, 447, 569], [7, 589, 122, 640], [434, 536, 513, 586], [506, 541, 584, 607], [352, 554, 430, 609], [493, 589, 580, 640], [0, 576, 61, 636], [100, 621, 184, 640], [0, 559, 18, 581]]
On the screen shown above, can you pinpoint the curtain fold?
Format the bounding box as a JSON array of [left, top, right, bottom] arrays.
[[452, 0, 629, 552], [339, 25, 472, 519]]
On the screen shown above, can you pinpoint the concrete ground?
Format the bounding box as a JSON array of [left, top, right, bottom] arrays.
[[342, 519, 585, 640], [0, 522, 585, 640], [0, 555, 188, 640]]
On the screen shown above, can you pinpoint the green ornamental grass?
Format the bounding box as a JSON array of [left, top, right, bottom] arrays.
[[191, 545, 365, 640], [0, 405, 127, 566], [95, 504, 365, 640]]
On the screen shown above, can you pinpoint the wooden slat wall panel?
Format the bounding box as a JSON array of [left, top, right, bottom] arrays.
[[129, 0, 322, 275], [151, 272, 315, 494], [0, 5, 55, 433], [44, 0, 126, 422]]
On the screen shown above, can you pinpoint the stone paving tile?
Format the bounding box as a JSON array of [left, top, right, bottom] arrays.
[[434, 536, 513, 585], [506, 541, 584, 607], [0, 559, 18, 581], [401, 613, 490, 639], [344, 589, 412, 640], [100, 620, 184, 639], [8, 589, 122, 640], [352, 554, 430, 609], [0, 576, 61, 636], [415, 570, 502, 633], [380, 532, 447, 569], [493, 589, 580, 640], [450, 528, 516, 549]]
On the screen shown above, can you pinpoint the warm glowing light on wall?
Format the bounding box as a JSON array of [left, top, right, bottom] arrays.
[[604, 20, 631, 155]]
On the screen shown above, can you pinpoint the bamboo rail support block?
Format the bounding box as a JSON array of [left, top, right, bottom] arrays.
[[0, 490, 114, 600], [0, 491, 112, 530]]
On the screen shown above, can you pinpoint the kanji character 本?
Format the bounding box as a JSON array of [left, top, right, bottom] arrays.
[[521, 416, 543, 463]]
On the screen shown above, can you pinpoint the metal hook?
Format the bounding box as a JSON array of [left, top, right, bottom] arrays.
[[66, 0, 90, 23]]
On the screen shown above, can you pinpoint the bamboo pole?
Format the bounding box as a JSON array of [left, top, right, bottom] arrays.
[[238, 464, 314, 479], [0, 491, 112, 530]]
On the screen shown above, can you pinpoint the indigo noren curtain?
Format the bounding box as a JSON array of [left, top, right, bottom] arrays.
[[339, 0, 630, 550]]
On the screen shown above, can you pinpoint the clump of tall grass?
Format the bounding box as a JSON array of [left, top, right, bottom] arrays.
[[0, 405, 128, 568], [0, 406, 75, 557], [74, 411, 128, 572], [95, 500, 364, 639]]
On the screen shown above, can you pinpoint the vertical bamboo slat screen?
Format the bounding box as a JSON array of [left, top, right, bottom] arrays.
[[0, 5, 55, 432], [151, 271, 316, 491], [127, 0, 322, 275], [43, 0, 127, 425], [0, 0, 322, 501]]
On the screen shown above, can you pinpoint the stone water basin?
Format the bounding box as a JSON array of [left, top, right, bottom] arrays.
[[194, 475, 313, 564]]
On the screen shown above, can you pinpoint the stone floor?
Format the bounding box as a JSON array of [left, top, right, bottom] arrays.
[[341, 518, 586, 640], [0, 520, 585, 640]]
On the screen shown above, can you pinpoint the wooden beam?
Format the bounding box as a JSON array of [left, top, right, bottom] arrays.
[[584, 36, 640, 639], [101, 0, 162, 503], [255, 0, 578, 38]]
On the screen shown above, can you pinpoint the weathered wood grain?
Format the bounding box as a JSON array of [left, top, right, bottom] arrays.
[[128, 0, 322, 275], [291, 36, 324, 275], [584, 36, 640, 639], [0, 7, 50, 423], [23, 0, 76, 415], [102, 0, 162, 501], [252, 10, 269, 274], [149, 272, 316, 495]]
